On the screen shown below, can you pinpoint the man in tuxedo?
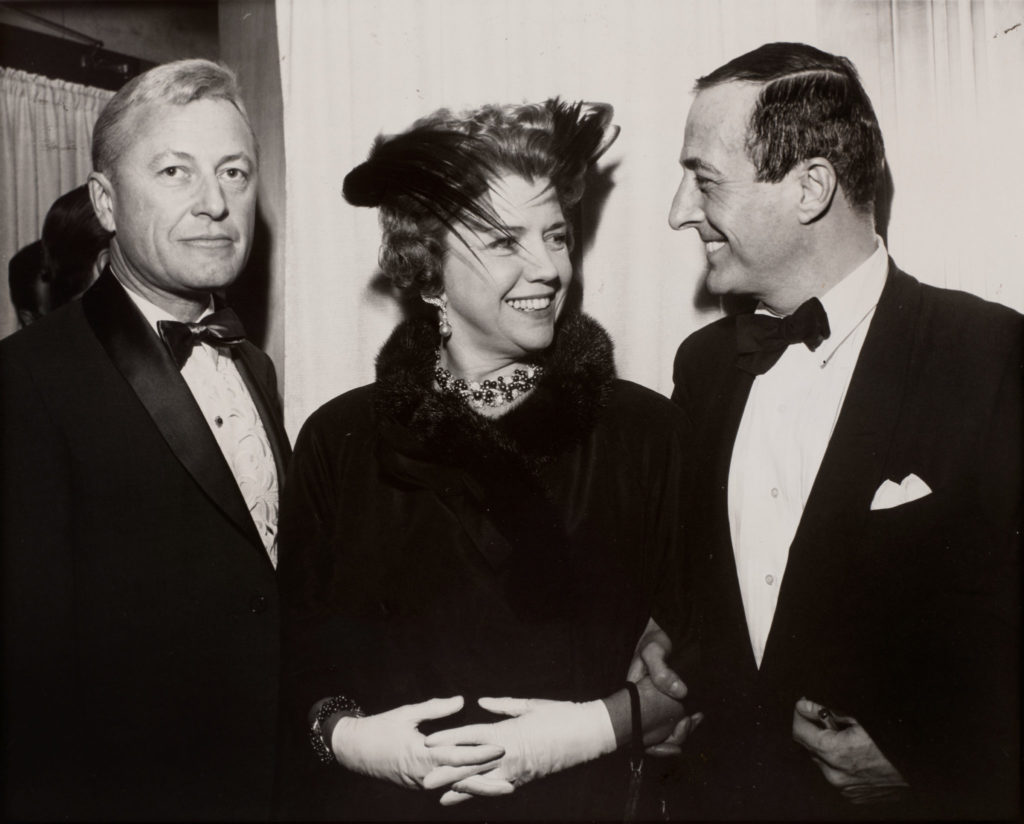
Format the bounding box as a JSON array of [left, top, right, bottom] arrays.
[[0, 59, 289, 820], [638, 42, 1021, 819]]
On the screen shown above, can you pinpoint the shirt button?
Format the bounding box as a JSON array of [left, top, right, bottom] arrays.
[[249, 594, 267, 614], [770, 487, 779, 498], [214, 416, 224, 427], [765, 574, 775, 585]]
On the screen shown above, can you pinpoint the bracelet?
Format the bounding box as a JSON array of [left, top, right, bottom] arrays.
[[623, 681, 644, 821], [309, 695, 365, 765], [623, 680, 643, 766]]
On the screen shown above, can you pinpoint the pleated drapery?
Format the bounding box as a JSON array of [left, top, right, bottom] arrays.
[[0, 68, 112, 338]]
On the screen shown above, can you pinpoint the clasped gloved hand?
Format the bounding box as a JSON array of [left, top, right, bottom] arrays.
[[422, 697, 616, 805], [331, 696, 504, 790]]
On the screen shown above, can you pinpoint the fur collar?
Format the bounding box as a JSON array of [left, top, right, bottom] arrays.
[[374, 312, 616, 467]]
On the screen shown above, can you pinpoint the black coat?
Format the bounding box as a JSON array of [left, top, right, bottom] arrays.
[[278, 314, 689, 820], [0, 270, 290, 821], [671, 263, 1022, 819]]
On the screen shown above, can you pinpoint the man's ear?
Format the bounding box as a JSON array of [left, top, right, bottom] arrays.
[[796, 158, 837, 224], [88, 172, 117, 233]]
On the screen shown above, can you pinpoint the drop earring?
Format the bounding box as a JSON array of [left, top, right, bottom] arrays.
[[421, 294, 452, 339]]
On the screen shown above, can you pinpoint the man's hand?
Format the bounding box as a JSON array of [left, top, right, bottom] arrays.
[[792, 697, 910, 804], [627, 618, 687, 699], [643, 711, 705, 757], [626, 618, 701, 756], [331, 696, 503, 790]]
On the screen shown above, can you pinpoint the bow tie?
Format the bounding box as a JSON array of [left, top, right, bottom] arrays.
[[735, 297, 831, 375], [157, 308, 247, 369]]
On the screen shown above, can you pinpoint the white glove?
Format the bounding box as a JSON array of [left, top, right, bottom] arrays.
[[331, 696, 504, 790], [422, 696, 616, 805]]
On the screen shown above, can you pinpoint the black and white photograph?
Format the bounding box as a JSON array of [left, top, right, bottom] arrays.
[[1, 0, 1021, 820]]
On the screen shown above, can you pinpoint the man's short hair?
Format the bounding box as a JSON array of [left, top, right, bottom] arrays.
[[697, 42, 885, 214], [91, 58, 256, 177]]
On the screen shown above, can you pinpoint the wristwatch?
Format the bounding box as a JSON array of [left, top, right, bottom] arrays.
[[309, 695, 365, 765]]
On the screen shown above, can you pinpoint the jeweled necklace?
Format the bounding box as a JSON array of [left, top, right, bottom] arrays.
[[434, 351, 544, 410]]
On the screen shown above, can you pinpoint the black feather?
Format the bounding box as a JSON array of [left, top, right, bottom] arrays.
[[343, 128, 507, 240], [545, 99, 619, 187]]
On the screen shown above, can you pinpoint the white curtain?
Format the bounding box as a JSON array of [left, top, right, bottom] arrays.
[[0, 68, 112, 338], [881, 0, 1024, 307], [276, 0, 1024, 439]]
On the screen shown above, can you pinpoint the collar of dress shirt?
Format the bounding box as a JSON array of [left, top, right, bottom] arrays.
[[112, 273, 215, 336], [754, 237, 889, 368], [814, 237, 888, 367]]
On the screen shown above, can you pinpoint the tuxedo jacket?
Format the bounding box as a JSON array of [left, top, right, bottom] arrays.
[[0, 271, 290, 821], [671, 263, 1021, 820]]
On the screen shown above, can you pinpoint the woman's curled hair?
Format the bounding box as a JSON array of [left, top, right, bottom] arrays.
[[343, 99, 618, 293]]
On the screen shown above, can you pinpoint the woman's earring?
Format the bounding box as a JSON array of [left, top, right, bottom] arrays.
[[421, 294, 452, 339]]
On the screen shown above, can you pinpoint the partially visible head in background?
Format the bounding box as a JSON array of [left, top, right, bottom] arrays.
[[7, 184, 113, 328], [8, 241, 46, 327], [41, 184, 112, 307]]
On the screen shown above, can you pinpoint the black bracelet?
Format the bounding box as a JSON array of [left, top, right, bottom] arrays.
[[309, 695, 365, 765], [623, 681, 644, 821], [624, 680, 643, 762]]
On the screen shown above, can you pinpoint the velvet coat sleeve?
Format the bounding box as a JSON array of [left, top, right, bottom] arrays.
[[275, 385, 378, 811]]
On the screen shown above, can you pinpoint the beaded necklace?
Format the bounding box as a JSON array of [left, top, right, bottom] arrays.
[[434, 352, 544, 410]]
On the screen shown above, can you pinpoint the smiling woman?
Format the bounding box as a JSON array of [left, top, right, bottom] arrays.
[[336, 99, 613, 418], [276, 99, 698, 820], [436, 173, 572, 396]]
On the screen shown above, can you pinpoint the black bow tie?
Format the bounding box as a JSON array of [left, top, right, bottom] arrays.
[[735, 297, 831, 375], [157, 308, 246, 369]]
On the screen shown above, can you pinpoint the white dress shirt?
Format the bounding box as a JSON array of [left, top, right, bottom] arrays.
[[728, 240, 889, 666], [119, 281, 280, 567]]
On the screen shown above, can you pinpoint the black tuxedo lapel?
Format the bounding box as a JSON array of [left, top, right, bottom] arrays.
[[81, 270, 264, 549], [761, 263, 921, 671], [692, 337, 760, 676]]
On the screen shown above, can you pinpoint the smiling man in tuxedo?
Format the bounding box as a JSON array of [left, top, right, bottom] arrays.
[[1, 59, 289, 820], [637, 42, 1021, 819]]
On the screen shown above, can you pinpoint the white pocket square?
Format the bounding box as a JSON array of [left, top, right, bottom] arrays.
[[870, 473, 932, 511]]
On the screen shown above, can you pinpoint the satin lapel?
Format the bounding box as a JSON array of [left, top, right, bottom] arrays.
[[692, 341, 760, 674], [233, 345, 291, 484], [81, 270, 263, 548], [762, 264, 921, 668]]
